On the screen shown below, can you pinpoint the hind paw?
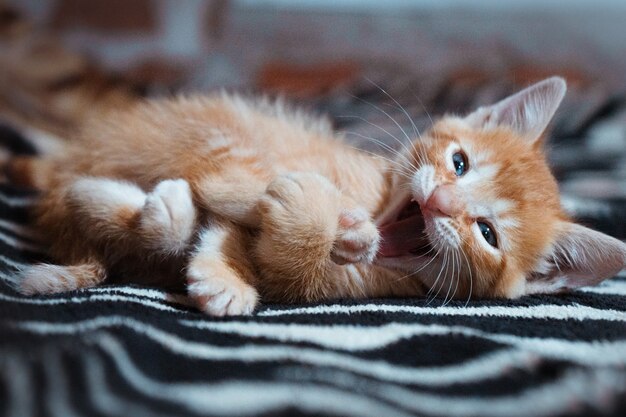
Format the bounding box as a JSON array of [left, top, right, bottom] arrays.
[[140, 179, 197, 253]]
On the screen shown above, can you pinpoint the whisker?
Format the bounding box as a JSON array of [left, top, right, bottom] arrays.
[[363, 76, 424, 168], [451, 250, 460, 305], [453, 249, 462, 304], [341, 129, 408, 163], [392, 243, 440, 284], [342, 140, 413, 175], [338, 115, 411, 158], [460, 245, 473, 307], [431, 249, 451, 305], [443, 249, 456, 307], [341, 132, 408, 165], [411, 91, 435, 131], [445, 249, 461, 307], [454, 233, 475, 307], [364, 77, 420, 139], [348, 94, 418, 171], [426, 247, 448, 305]]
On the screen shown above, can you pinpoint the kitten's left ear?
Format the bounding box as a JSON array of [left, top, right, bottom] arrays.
[[464, 77, 567, 142], [525, 221, 626, 295]]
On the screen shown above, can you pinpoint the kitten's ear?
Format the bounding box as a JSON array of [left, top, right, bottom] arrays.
[[464, 77, 567, 142], [525, 222, 626, 295]]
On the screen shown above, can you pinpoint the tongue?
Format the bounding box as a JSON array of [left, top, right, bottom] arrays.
[[378, 214, 429, 258]]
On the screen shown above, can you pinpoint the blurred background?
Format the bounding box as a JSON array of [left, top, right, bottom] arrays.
[[11, 0, 626, 89], [2, 0, 626, 235]]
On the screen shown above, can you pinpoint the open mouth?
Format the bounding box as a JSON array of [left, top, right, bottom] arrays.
[[377, 195, 433, 259]]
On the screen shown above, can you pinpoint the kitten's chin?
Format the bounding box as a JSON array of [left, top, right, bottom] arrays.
[[375, 195, 434, 268]]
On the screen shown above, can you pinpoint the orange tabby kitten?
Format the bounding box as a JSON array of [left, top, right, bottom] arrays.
[[12, 77, 626, 315]]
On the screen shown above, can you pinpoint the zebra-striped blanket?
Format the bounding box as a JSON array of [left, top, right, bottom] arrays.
[[1, 87, 626, 416]]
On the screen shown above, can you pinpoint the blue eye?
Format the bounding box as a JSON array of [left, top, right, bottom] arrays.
[[452, 151, 468, 176], [477, 221, 497, 248]]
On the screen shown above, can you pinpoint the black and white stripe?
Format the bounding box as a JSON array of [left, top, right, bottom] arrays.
[[1, 97, 626, 417]]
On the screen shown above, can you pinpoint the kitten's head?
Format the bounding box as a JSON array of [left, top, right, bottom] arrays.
[[376, 77, 626, 299]]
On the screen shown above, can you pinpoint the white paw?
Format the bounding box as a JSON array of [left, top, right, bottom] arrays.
[[187, 276, 259, 316], [331, 207, 380, 265], [140, 179, 196, 252]]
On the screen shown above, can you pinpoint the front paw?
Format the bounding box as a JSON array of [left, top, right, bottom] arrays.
[[331, 207, 380, 265], [187, 275, 259, 316], [260, 173, 379, 266], [140, 179, 196, 252]]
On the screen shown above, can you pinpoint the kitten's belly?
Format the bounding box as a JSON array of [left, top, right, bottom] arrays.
[[56, 113, 388, 229]]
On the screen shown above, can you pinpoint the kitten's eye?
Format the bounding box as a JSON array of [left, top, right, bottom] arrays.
[[452, 151, 468, 176], [477, 221, 497, 248]]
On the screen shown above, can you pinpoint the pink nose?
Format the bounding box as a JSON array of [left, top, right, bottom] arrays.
[[424, 185, 463, 218]]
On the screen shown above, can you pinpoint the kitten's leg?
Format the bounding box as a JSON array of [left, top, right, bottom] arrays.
[[18, 178, 196, 295], [67, 177, 197, 254], [194, 169, 268, 228], [186, 223, 259, 316], [18, 260, 106, 295], [254, 172, 380, 302]]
